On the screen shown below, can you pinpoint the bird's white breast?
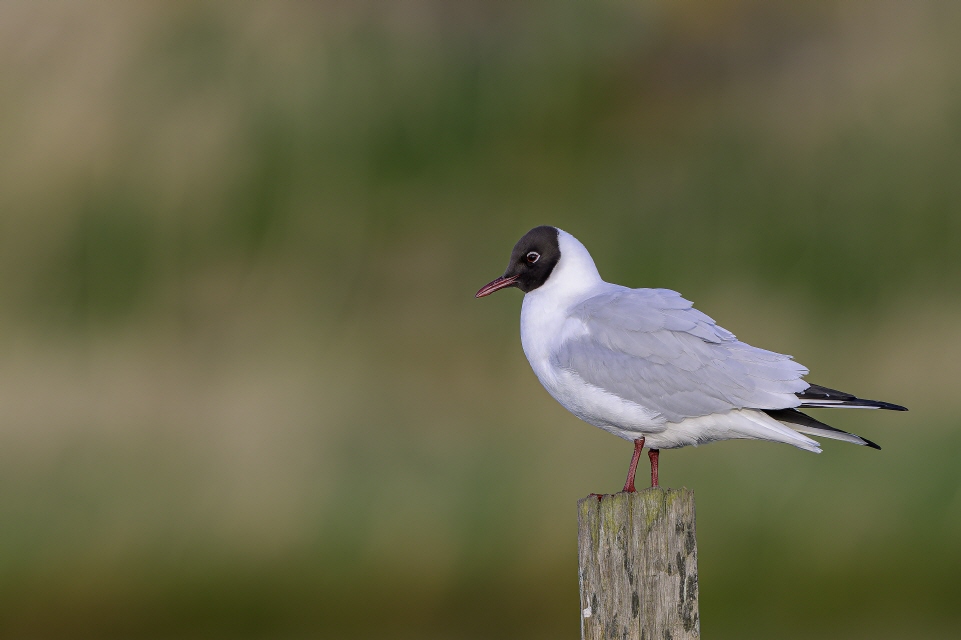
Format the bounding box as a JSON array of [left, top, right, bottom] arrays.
[[519, 231, 664, 437]]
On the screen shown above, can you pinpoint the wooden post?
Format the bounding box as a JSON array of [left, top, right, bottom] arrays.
[[578, 488, 699, 639]]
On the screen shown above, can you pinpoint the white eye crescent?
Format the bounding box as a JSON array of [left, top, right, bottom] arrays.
[[526, 251, 540, 264]]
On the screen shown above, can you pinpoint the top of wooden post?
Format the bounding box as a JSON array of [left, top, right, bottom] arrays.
[[577, 488, 699, 640]]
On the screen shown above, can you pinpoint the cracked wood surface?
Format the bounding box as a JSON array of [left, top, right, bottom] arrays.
[[578, 488, 699, 640]]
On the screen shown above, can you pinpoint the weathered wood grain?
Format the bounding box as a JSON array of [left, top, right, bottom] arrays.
[[578, 488, 699, 639]]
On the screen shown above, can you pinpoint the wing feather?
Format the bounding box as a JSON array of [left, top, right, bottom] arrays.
[[555, 287, 807, 423]]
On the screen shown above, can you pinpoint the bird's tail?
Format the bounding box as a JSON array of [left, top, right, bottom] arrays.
[[738, 410, 823, 453]]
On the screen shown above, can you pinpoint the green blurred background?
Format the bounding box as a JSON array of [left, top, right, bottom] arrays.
[[1, 2, 959, 638]]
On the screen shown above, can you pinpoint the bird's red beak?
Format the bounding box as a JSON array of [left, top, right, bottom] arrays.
[[475, 274, 519, 298]]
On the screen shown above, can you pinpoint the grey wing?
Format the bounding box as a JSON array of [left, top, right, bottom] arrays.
[[555, 288, 808, 423]]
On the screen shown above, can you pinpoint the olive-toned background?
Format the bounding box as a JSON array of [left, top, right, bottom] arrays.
[[1, 2, 959, 638]]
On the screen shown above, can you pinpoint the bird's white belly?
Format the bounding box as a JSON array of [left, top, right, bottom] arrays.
[[520, 292, 666, 440]]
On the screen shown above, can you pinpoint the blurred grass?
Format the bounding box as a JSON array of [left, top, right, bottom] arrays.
[[0, 1, 960, 638]]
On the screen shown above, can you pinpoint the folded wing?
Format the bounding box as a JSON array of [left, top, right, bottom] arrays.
[[554, 287, 809, 424]]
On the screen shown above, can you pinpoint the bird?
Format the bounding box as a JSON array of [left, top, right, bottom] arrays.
[[475, 226, 907, 493]]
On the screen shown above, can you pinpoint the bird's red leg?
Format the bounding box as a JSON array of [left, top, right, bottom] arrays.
[[621, 438, 645, 493], [649, 449, 660, 488]]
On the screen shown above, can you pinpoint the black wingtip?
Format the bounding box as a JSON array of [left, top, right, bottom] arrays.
[[798, 383, 908, 411], [869, 400, 908, 411], [765, 408, 883, 451]]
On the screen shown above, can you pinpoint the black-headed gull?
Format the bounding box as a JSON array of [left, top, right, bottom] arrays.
[[476, 226, 906, 492]]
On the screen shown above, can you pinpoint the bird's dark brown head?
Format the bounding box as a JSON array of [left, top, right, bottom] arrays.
[[475, 226, 561, 297]]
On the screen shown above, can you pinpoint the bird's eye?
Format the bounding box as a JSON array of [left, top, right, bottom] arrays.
[[526, 251, 540, 264]]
